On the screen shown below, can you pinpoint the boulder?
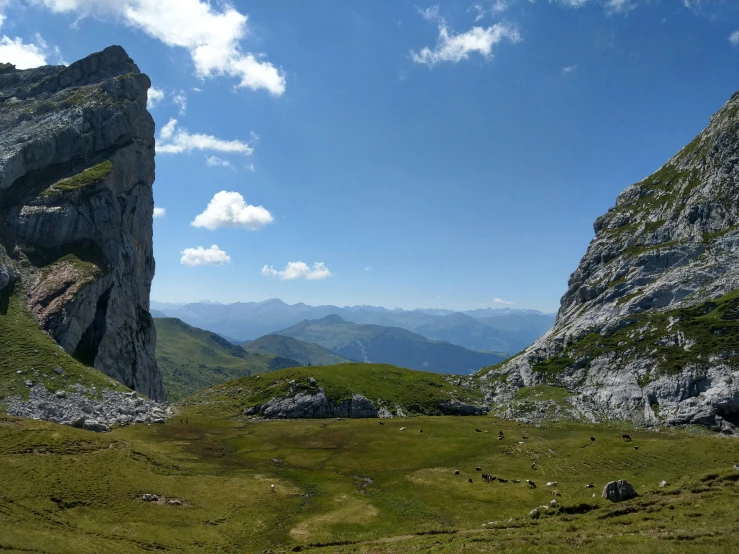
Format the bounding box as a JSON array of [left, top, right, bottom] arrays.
[[602, 480, 637, 502]]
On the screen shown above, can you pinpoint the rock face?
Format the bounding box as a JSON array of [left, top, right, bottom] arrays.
[[602, 480, 637, 502], [6, 385, 168, 431], [482, 91, 739, 432], [0, 46, 164, 400], [248, 389, 379, 419]]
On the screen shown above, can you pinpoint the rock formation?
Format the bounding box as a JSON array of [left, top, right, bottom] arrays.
[[0, 46, 164, 400], [482, 90, 739, 432]]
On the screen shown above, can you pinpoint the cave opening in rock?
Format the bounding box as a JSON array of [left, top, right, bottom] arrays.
[[73, 287, 112, 366]]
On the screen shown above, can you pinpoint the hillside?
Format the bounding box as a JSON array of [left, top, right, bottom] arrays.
[[480, 90, 739, 432], [275, 315, 505, 374], [150, 299, 554, 354], [154, 318, 300, 401], [243, 334, 350, 366], [185, 363, 486, 419]]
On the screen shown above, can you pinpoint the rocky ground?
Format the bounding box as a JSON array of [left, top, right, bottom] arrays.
[[6, 383, 169, 432]]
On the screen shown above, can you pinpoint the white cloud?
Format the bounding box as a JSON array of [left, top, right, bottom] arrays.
[[153, 207, 166, 218], [562, 64, 577, 74], [364, 266, 372, 271], [156, 118, 254, 156], [730, 30, 739, 46], [147, 86, 165, 109], [173, 92, 187, 115], [205, 155, 231, 168], [180, 244, 231, 267], [0, 35, 48, 69], [261, 262, 332, 281], [191, 191, 273, 230], [493, 297, 514, 305], [604, 0, 636, 14], [29, 0, 286, 95], [411, 7, 521, 66], [469, 0, 510, 22]]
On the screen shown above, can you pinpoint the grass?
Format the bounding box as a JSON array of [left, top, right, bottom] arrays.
[[0, 411, 736, 553], [40, 160, 113, 197], [185, 363, 484, 419], [155, 318, 301, 402], [0, 281, 128, 404], [529, 288, 739, 381]]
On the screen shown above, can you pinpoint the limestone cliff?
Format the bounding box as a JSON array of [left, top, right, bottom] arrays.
[[0, 46, 164, 400], [482, 91, 739, 432]]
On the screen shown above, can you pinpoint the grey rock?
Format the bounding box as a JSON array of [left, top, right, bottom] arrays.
[[258, 389, 378, 419], [24, 380, 33, 387], [0, 46, 164, 401], [53, 367, 63, 375], [6, 384, 168, 430], [142, 494, 158, 502], [480, 90, 739, 431], [602, 480, 637, 502]]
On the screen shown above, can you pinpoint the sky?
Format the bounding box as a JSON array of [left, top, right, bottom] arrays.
[[0, 0, 738, 313]]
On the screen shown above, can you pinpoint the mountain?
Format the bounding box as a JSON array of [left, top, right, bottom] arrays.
[[0, 46, 164, 401], [151, 300, 554, 354], [275, 315, 505, 374], [481, 90, 739, 432], [243, 335, 350, 366], [154, 318, 300, 402]]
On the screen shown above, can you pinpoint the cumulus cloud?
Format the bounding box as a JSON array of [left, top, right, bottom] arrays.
[[173, 92, 187, 115], [469, 0, 510, 21], [191, 191, 273, 230], [604, 0, 636, 14], [180, 244, 231, 266], [147, 86, 165, 109], [261, 262, 332, 281], [153, 207, 166, 218], [205, 155, 231, 168], [411, 6, 521, 66], [562, 64, 577, 74], [28, 0, 286, 95], [730, 30, 739, 46], [493, 297, 514, 305], [0, 35, 48, 69], [156, 119, 254, 156]]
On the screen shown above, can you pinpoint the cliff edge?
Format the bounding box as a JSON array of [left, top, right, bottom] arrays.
[[482, 91, 739, 432], [0, 46, 164, 401]]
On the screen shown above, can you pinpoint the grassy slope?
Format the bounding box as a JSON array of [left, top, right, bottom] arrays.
[[243, 334, 351, 366], [0, 411, 736, 553], [277, 316, 505, 374], [155, 318, 301, 402], [184, 363, 484, 418], [0, 281, 128, 405]]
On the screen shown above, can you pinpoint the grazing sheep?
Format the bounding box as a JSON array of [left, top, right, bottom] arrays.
[[400, 427, 407, 431], [476, 467, 482, 471], [634, 446, 639, 450], [526, 480, 536, 488], [419, 429, 423, 433], [522, 436, 528, 439], [546, 481, 558, 487], [498, 436, 504, 440], [622, 434, 632, 442], [512, 479, 521, 483], [271, 484, 275, 493], [590, 437, 596, 442], [497, 478, 508, 483], [379, 421, 384, 425], [475, 429, 483, 433], [550, 499, 558, 508], [468, 478, 473, 483], [586, 483, 594, 488], [531, 463, 537, 469], [454, 470, 460, 475]]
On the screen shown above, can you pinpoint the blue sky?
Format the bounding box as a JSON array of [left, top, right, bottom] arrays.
[[1, 0, 738, 313]]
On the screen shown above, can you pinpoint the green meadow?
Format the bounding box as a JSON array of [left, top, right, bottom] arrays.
[[0, 409, 737, 553]]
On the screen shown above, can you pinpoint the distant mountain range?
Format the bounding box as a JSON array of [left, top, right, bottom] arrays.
[[243, 335, 350, 367], [274, 314, 505, 374], [150, 299, 555, 355]]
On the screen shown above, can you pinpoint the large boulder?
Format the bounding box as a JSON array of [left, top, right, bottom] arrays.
[[602, 480, 637, 502]]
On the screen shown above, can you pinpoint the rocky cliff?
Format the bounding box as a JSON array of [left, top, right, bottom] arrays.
[[482, 91, 739, 432], [0, 46, 164, 400]]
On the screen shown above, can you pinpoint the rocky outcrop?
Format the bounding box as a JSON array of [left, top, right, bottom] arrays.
[[0, 46, 164, 400], [481, 90, 739, 432], [246, 389, 379, 419], [6, 385, 169, 432], [438, 399, 488, 416], [602, 480, 637, 502]]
